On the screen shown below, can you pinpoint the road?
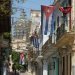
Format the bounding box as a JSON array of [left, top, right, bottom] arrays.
[[9, 71, 32, 75], [20, 72, 28, 75], [20, 71, 32, 75], [9, 71, 19, 75]]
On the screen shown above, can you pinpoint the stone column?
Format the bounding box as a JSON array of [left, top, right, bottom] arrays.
[[68, 53, 71, 75], [72, 35, 75, 75], [71, 52, 75, 75], [65, 55, 68, 75], [28, 61, 32, 73], [43, 60, 48, 75]]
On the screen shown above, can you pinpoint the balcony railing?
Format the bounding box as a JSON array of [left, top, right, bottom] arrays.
[[54, 31, 75, 48], [56, 23, 66, 41]]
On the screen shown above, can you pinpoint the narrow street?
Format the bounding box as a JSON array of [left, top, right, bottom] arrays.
[[20, 71, 31, 75], [9, 71, 32, 75], [0, 0, 75, 75]]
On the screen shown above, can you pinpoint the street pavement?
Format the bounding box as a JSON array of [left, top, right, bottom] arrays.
[[9, 71, 32, 75], [20, 71, 28, 75], [9, 71, 19, 75], [20, 71, 32, 75]]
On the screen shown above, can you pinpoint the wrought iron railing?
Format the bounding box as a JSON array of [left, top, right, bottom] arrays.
[[56, 23, 66, 41]]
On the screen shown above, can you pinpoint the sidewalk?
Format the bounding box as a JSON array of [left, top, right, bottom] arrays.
[[20, 71, 32, 75], [9, 71, 19, 75], [9, 71, 33, 75]]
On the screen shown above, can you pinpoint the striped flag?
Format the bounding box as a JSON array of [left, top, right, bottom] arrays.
[[33, 37, 39, 48], [19, 52, 25, 65], [59, 6, 72, 14], [50, 11, 57, 44], [30, 31, 39, 48], [41, 5, 55, 35], [50, 12, 55, 35], [41, 5, 55, 45]]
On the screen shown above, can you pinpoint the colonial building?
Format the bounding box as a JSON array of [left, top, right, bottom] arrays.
[[34, 0, 75, 75], [11, 10, 30, 52], [30, 10, 41, 36], [27, 10, 41, 75]]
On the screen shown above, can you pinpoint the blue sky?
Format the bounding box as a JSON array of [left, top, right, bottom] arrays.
[[12, 0, 54, 19]]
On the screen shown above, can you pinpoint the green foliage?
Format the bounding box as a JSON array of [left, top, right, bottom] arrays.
[[15, 62, 22, 70], [24, 53, 28, 62], [0, 0, 10, 16], [12, 51, 20, 63], [12, 51, 21, 70], [11, 51, 28, 70], [3, 32, 10, 39]]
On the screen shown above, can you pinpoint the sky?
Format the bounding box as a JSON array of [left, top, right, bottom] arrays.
[[11, 0, 54, 45], [12, 0, 54, 19]]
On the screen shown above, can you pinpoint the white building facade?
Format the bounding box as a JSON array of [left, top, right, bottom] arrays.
[[35, 0, 75, 75], [30, 10, 41, 36], [11, 10, 29, 52]]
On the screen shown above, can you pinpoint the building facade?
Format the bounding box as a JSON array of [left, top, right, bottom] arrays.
[[34, 0, 75, 75], [28, 10, 41, 75], [0, 0, 11, 75], [11, 10, 30, 52], [30, 10, 41, 36]]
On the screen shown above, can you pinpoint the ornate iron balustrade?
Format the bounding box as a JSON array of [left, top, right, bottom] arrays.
[[56, 23, 66, 41]]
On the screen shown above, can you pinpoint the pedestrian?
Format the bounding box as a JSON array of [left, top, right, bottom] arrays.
[[12, 63, 16, 75]]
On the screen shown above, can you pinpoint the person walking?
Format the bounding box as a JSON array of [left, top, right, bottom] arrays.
[[12, 63, 16, 75]]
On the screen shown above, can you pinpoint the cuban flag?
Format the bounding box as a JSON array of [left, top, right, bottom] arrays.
[[59, 6, 72, 14], [50, 12, 56, 43], [41, 5, 55, 35], [30, 32, 39, 48], [50, 12, 55, 35], [41, 5, 55, 45], [19, 52, 25, 65]]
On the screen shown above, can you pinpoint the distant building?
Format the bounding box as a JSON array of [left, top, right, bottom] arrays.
[[30, 10, 41, 36], [11, 10, 29, 52]]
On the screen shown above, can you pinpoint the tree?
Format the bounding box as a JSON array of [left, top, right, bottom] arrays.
[[12, 51, 20, 63], [0, 0, 10, 16], [3, 32, 10, 39]]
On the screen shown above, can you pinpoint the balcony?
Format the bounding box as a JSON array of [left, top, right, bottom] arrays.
[[56, 23, 66, 41], [41, 37, 56, 58], [54, 31, 75, 48]]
